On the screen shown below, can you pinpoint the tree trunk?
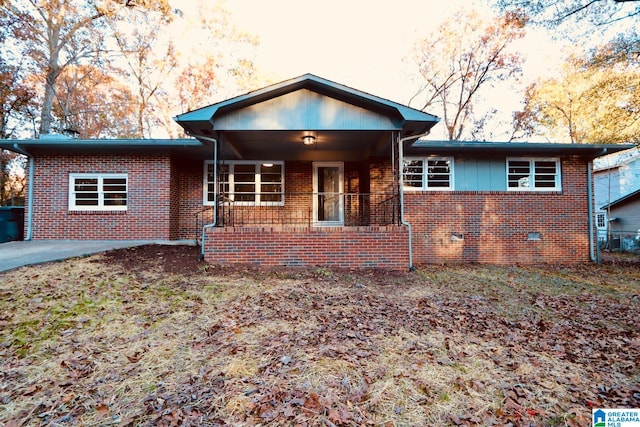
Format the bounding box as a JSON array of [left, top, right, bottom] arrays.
[[39, 21, 62, 137], [39, 69, 58, 136]]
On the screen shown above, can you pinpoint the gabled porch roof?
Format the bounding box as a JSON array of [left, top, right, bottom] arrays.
[[174, 73, 440, 161]]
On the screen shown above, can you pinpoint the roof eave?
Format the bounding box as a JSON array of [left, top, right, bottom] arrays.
[[407, 141, 635, 160], [0, 138, 205, 155], [601, 188, 640, 210]]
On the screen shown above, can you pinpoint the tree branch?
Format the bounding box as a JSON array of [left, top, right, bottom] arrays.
[[555, 0, 601, 23]]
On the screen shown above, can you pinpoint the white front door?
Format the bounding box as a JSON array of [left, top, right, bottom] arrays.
[[313, 162, 344, 226]]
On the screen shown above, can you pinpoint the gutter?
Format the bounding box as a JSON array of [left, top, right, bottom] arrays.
[[13, 144, 34, 241], [192, 136, 218, 260], [398, 131, 432, 271]]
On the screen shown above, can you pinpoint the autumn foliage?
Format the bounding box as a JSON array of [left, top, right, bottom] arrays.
[[514, 40, 640, 144]]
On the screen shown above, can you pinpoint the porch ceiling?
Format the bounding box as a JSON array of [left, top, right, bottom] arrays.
[[218, 130, 393, 161]]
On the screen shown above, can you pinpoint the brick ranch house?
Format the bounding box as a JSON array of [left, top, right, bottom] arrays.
[[1, 74, 632, 270]]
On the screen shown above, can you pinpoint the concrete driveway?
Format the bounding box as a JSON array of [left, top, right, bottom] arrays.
[[0, 240, 195, 273]]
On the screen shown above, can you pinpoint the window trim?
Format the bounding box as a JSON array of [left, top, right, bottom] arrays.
[[402, 156, 454, 191], [203, 160, 285, 206], [506, 157, 561, 192], [68, 173, 128, 211], [596, 212, 607, 229]]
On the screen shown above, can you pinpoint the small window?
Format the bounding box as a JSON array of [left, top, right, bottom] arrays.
[[403, 157, 453, 191], [204, 161, 284, 206], [507, 158, 560, 191], [69, 173, 128, 211], [596, 212, 606, 229]]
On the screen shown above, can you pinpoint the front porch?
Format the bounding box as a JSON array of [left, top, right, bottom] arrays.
[[196, 192, 410, 270], [173, 74, 440, 270]]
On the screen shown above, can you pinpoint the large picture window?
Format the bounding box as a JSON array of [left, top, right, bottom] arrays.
[[204, 161, 284, 205], [69, 173, 128, 211], [507, 158, 561, 191], [402, 157, 453, 191]]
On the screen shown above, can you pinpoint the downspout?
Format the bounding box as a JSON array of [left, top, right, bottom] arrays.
[[192, 135, 218, 260], [587, 160, 597, 262], [398, 131, 432, 271], [589, 148, 609, 263], [13, 144, 34, 241]]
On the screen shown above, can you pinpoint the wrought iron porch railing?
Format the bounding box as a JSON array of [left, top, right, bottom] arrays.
[[195, 192, 399, 239]]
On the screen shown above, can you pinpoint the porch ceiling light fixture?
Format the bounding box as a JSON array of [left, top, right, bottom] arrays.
[[302, 135, 316, 145], [301, 131, 317, 146]]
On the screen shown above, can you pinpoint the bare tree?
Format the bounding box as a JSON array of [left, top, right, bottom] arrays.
[[154, 0, 259, 138], [410, 9, 527, 140], [109, 7, 176, 138], [495, 0, 639, 27], [54, 64, 138, 138], [1, 0, 172, 136]]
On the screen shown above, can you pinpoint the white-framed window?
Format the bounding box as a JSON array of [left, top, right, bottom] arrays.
[[596, 212, 607, 229], [204, 161, 284, 205], [507, 158, 561, 191], [69, 173, 128, 211], [402, 157, 454, 191]]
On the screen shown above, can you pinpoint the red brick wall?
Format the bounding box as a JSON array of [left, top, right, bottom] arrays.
[[284, 161, 313, 222], [25, 153, 594, 266], [405, 157, 592, 264], [174, 157, 206, 240], [203, 225, 409, 270], [170, 158, 180, 239], [28, 154, 173, 240], [369, 157, 394, 194]]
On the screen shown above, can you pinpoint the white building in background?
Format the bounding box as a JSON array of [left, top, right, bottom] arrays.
[[593, 146, 640, 245]]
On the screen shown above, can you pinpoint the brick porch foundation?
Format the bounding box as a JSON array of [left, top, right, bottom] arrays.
[[203, 225, 409, 270]]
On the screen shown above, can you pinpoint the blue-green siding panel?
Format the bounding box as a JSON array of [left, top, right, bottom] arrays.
[[455, 158, 506, 191], [214, 89, 400, 130]]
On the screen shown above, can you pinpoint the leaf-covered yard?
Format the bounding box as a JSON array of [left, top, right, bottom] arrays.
[[1, 245, 639, 426]]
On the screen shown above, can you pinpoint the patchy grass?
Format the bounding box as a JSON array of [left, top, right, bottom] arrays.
[[1, 246, 639, 426]]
